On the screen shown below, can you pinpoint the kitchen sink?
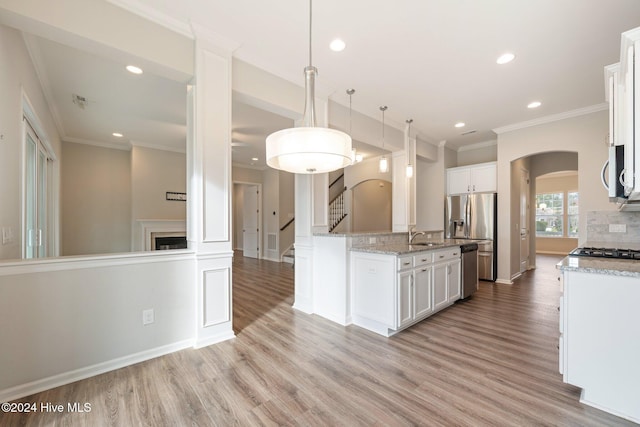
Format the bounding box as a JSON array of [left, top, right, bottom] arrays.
[[412, 242, 445, 247]]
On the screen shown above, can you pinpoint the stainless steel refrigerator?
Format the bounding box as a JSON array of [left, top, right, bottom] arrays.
[[445, 193, 497, 281]]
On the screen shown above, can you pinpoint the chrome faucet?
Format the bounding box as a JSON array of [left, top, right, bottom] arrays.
[[409, 227, 426, 244]]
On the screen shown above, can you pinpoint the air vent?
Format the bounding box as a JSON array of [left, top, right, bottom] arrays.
[[72, 94, 88, 109], [461, 129, 477, 136]]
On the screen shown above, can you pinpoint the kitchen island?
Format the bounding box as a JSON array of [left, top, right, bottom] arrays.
[[350, 242, 463, 336], [556, 256, 640, 423], [307, 231, 467, 334]]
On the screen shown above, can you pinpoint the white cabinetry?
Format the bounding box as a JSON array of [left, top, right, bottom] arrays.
[[447, 162, 497, 195], [558, 269, 640, 422], [433, 248, 461, 311], [351, 247, 460, 337]]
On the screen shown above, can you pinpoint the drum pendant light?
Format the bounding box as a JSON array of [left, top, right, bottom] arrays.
[[265, 0, 352, 174], [378, 106, 389, 173]]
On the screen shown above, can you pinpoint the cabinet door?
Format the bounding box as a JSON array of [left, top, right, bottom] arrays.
[[433, 262, 449, 312], [397, 271, 413, 328], [447, 259, 461, 302], [447, 168, 470, 195], [470, 163, 496, 193], [414, 266, 433, 319]]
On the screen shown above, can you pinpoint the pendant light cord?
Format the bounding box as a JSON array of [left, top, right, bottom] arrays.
[[308, 0, 312, 67], [380, 106, 388, 149]]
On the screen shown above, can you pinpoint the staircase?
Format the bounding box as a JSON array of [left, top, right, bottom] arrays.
[[329, 189, 347, 232], [282, 248, 295, 265]]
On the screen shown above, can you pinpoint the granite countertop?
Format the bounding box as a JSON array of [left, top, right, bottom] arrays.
[[556, 240, 640, 277], [556, 256, 640, 277], [351, 240, 466, 255]]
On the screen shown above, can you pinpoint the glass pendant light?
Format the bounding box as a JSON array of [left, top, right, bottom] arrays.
[[265, 0, 352, 174], [378, 106, 389, 173], [347, 89, 361, 163], [406, 119, 414, 178]]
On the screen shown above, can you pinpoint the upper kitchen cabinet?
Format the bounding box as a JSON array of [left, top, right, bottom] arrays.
[[447, 162, 497, 195]]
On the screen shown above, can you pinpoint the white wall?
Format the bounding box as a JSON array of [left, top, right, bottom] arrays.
[[61, 142, 131, 255], [457, 142, 497, 166], [131, 146, 186, 221], [496, 110, 613, 283], [0, 254, 195, 398], [0, 0, 234, 402]]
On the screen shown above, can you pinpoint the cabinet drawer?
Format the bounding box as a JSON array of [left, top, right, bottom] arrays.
[[414, 252, 433, 267], [397, 256, 414, 270], [433, 248, 460, 263]]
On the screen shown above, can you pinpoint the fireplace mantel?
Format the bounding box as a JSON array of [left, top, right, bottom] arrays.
[[136, 219, 186, 251]]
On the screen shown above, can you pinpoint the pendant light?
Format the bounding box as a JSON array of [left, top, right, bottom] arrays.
[[265, 0, 352, 174], [378, 106, 389, 173], [406, 119, 414, 178], [347, 89, 361, 163]]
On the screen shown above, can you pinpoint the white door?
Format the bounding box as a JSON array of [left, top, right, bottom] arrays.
[[520, 168, 530, 273], [242, 185, 259, 258]]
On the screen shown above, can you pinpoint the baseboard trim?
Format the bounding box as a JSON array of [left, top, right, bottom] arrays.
[[495, 278, 514, 285], [193, 330, 236, 349], [0, 339, 194, 403]]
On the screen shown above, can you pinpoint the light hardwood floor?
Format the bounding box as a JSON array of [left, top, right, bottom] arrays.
[[1, 253, 636, 426]]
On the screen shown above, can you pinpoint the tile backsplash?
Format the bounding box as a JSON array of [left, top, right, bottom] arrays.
[[586, 211, 640, 244]]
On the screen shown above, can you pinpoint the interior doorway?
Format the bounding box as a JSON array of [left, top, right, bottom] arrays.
[[233, 182, 262, 259]]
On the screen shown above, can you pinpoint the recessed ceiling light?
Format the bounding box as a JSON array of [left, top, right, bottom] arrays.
[[455, 122, 465, 128], [527, 101, 542, 109], [251, 157, 259, 161], [329, 38, 346, 52], [126, 65, 143, 74], [112, 132, 123, 138], [496, 53, 515, 65]]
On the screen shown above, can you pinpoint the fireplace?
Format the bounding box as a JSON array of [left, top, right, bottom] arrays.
[[136, 220, 186, 251], [152, 233, 188, 250]]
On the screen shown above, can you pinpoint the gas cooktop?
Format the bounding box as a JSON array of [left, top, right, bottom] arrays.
[[570, 247, 640, 259]]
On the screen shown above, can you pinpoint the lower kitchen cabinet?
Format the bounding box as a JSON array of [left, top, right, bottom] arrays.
[[558, 269, 640, 422], [351, 247, 461, 337]]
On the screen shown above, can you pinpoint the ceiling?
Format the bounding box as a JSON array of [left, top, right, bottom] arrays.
[[21, 0, 640, 168]]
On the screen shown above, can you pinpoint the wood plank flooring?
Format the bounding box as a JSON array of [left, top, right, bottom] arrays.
[[1, 253, 636, 426]]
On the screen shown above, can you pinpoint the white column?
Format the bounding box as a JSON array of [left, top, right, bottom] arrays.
[[189, 26, 237, 348]]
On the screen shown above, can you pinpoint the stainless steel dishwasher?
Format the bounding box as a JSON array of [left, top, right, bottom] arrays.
[[460, 242, 478, 299]]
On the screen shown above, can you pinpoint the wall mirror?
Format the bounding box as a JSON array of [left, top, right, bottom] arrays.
[[0, 20, 189, 261]]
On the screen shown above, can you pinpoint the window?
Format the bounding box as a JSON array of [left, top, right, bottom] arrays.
[[24, 117, 52, 259], [535, 191, 578, 238], [567, 192, 579, 237]]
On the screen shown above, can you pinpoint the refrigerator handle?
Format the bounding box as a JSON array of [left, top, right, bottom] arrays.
[[465, 196, 471, 238]]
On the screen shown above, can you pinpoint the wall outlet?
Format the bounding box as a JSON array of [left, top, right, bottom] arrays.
[[609, 224, 627, 233], [369, 237, 377, 244], [142, 309, 154, 325]]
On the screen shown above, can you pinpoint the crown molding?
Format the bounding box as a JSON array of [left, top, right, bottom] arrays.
[[232, 162, 267, 171], [63, 136, 131, 151], [130, 140, 186, 154], [493, 103, 608, 135], [106, 0, 193, 39]]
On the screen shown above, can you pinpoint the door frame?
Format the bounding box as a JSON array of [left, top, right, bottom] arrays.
[[233, 180, 263, 259]]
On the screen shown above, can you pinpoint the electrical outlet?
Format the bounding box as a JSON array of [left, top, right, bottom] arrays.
[[142, 309, 154, 325], [369, 237, 377, 244], [609, 224, 627, 233]]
